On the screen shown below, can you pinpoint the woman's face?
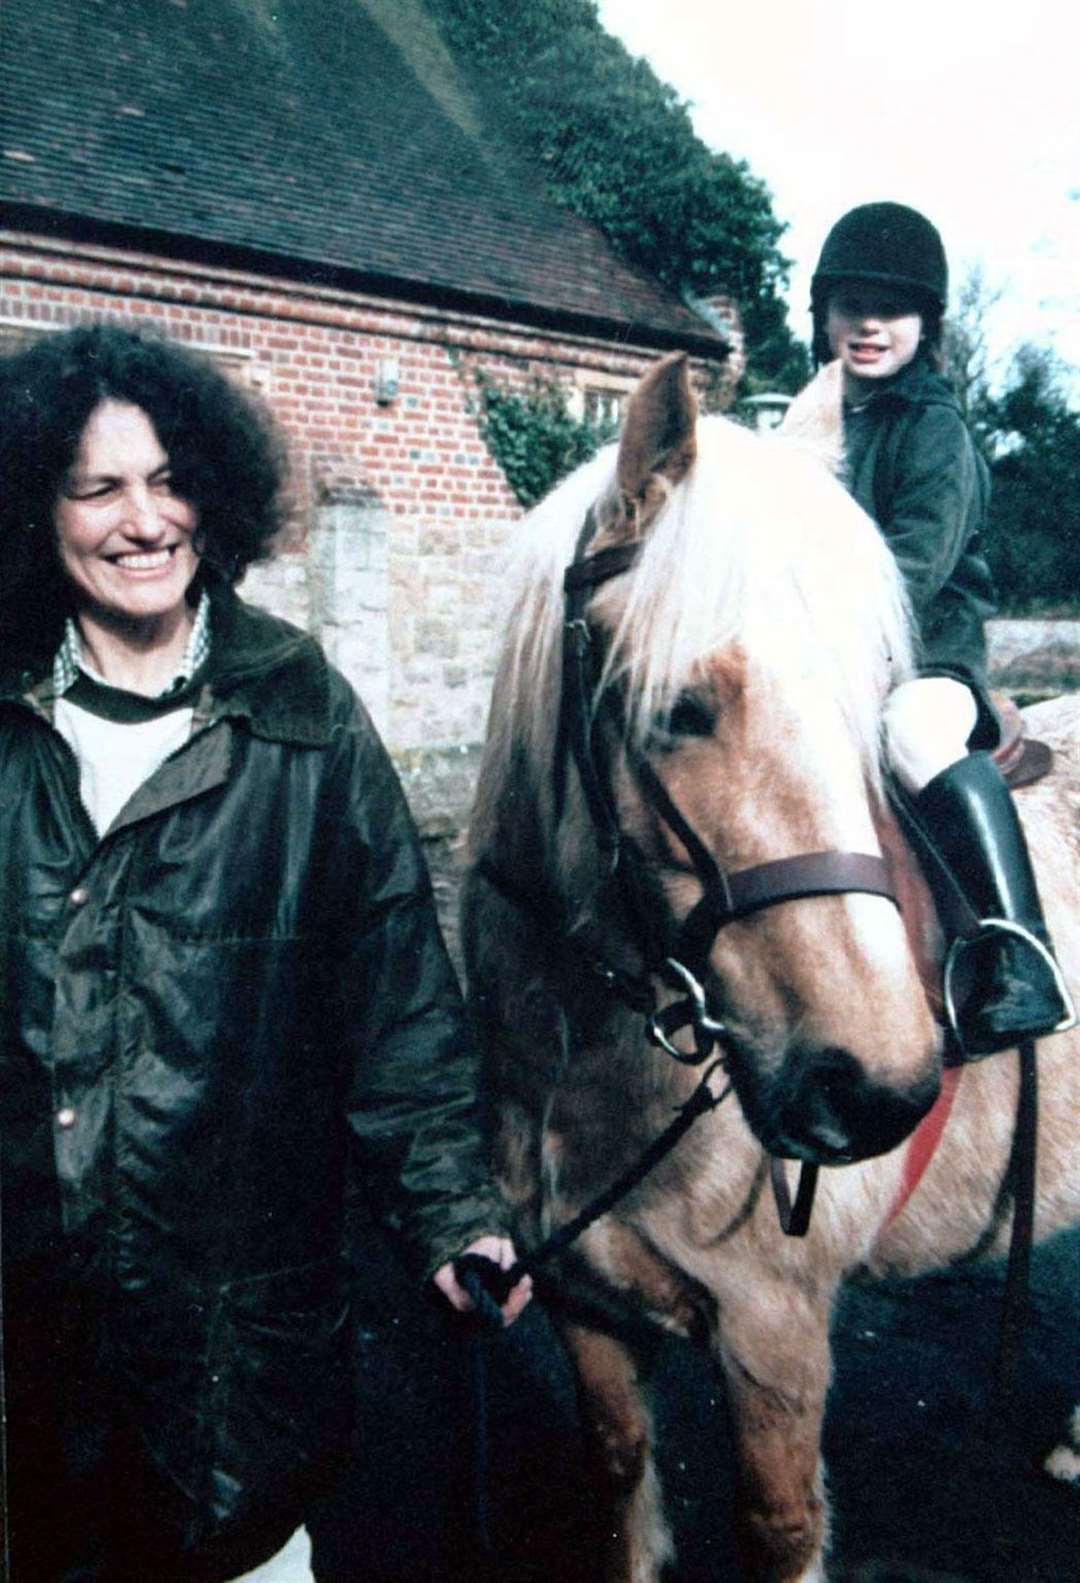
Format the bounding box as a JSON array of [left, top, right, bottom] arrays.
[[53, 400, 201, 630]]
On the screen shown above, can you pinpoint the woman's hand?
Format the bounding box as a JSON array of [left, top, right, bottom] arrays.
[[432, 1234, 532, 1326]]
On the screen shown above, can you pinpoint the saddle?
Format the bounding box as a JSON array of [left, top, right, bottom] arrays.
[[991, 692, 1053, 790]]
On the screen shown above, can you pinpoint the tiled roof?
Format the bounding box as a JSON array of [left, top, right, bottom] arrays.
[[0, 0, 726, 352]]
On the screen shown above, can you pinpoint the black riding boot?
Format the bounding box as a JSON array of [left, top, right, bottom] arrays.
[[914, 751, 1074, 1056]]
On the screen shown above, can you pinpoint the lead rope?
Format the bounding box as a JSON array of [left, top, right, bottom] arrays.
[[456, 1056, 731, 1322], [453, 1059, 730, 1562]]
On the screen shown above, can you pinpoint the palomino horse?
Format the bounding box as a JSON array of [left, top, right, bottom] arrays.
[[462, 354, 1080, 1581]]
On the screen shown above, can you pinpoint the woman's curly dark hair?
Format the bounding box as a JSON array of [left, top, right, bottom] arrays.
[[0, 323, 289, 626]]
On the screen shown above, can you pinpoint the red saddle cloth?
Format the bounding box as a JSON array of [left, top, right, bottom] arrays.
[[882, 695, 1053, 1226]]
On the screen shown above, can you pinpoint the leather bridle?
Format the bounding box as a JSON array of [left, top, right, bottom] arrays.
[[560, 512, 897, 1038], [555, 511, 900, 1230]]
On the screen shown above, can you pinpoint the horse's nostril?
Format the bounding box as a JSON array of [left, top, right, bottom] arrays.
[[782, 1046, 939, 1163]]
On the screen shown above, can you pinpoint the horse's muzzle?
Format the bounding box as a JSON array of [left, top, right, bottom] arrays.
[[767, 1045, 940, 1165]]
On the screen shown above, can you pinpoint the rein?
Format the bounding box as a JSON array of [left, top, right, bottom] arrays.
[[457, 1056, 733, 1320]]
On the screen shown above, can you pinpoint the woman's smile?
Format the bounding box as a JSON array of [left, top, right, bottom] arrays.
[[54, 399, 201, 628], [106, 544, 184, 573]]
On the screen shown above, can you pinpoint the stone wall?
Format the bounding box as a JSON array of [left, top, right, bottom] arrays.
[[986, 618, 1080, 700]]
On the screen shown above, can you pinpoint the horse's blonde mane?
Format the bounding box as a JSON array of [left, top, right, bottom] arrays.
[[493, 414, 912, 790]]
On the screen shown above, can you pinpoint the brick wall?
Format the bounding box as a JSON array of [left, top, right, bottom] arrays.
[[1, 228, 726, 830]]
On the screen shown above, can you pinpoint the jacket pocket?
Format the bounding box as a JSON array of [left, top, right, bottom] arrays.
[[195, 1256, 351, 1537]]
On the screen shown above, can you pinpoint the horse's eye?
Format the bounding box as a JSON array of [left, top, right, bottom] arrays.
[[665, 693, 715, 738]]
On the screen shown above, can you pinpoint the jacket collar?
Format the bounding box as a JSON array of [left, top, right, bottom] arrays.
[[0, 580, 334, 748], [204, 582, 333, 747]]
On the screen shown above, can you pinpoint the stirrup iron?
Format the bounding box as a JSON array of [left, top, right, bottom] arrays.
[[942, 917, 1077, 1049]]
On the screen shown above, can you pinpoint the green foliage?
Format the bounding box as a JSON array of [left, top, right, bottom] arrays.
[[473, 370, 616, 507], [737, 294, 812, 396], [981, 347, 1080, 610], [426, 0, 807, 391], [945, 272, 1079, 611]]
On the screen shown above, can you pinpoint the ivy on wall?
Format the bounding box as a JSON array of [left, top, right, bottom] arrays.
[[471, 366, 618, 508]]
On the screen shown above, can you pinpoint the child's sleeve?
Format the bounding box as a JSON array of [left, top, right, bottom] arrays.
[[881, 405, 985, 612]]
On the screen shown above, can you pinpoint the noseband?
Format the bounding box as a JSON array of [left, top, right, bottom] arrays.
[[557, 511, 898, 1230]]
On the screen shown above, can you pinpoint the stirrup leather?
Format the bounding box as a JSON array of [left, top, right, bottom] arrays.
[[942, 917, 1077, 1049]]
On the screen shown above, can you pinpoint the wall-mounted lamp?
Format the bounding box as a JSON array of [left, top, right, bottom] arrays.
[[374, 358, 400, 405]]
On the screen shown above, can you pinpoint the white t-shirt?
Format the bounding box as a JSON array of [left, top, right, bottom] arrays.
[[54, 697, 194, 838], [51, 596, 210, 838]]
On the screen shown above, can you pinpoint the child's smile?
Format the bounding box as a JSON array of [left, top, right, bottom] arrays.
[[826, 283, 923, 394]]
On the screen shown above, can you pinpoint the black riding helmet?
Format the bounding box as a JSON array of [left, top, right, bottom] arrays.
[[810, 202, 948, 365]]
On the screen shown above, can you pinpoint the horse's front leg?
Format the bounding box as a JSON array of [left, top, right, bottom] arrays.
[[714, 1279, 833, 1582], [557, 1317, 674, 1583]]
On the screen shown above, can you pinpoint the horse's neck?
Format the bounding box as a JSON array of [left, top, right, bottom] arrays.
[[873, 800, 945, 1024]]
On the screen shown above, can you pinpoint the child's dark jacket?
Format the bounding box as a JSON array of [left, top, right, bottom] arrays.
[[844, 356, 996, 691]]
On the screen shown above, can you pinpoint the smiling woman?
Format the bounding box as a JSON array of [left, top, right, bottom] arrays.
[[0, 324, 529, 1582], [0, 325, 287, 650], [54, 399, 203, 691]]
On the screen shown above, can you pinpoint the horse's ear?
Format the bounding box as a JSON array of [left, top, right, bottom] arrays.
[[610, 353, 697, 539]]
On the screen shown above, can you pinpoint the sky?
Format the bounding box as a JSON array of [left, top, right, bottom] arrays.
[[595, 0, 1080, 394]]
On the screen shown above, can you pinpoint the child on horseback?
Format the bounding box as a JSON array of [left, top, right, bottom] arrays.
[[791, 200, 1073, 1056]]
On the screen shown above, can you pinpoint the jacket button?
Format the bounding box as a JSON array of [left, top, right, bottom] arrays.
[[56, 1107, 77, 1129], [69, 887, 90, 906]]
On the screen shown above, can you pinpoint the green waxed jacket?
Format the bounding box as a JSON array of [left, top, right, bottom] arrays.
[[843, 355, 997, 689], [0, 582, 503, 1561]]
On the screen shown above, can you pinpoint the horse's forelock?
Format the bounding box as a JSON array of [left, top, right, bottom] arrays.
[[492, 444, 620, 773], [490, 417, 912, 796], [596, 419, 911, 770]]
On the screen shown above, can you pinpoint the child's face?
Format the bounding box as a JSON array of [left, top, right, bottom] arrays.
[[826, 283, 923, 390]]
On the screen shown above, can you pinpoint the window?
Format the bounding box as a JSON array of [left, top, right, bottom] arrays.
[[568, 373, 635, 432], [583, 385, 624, 430]]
